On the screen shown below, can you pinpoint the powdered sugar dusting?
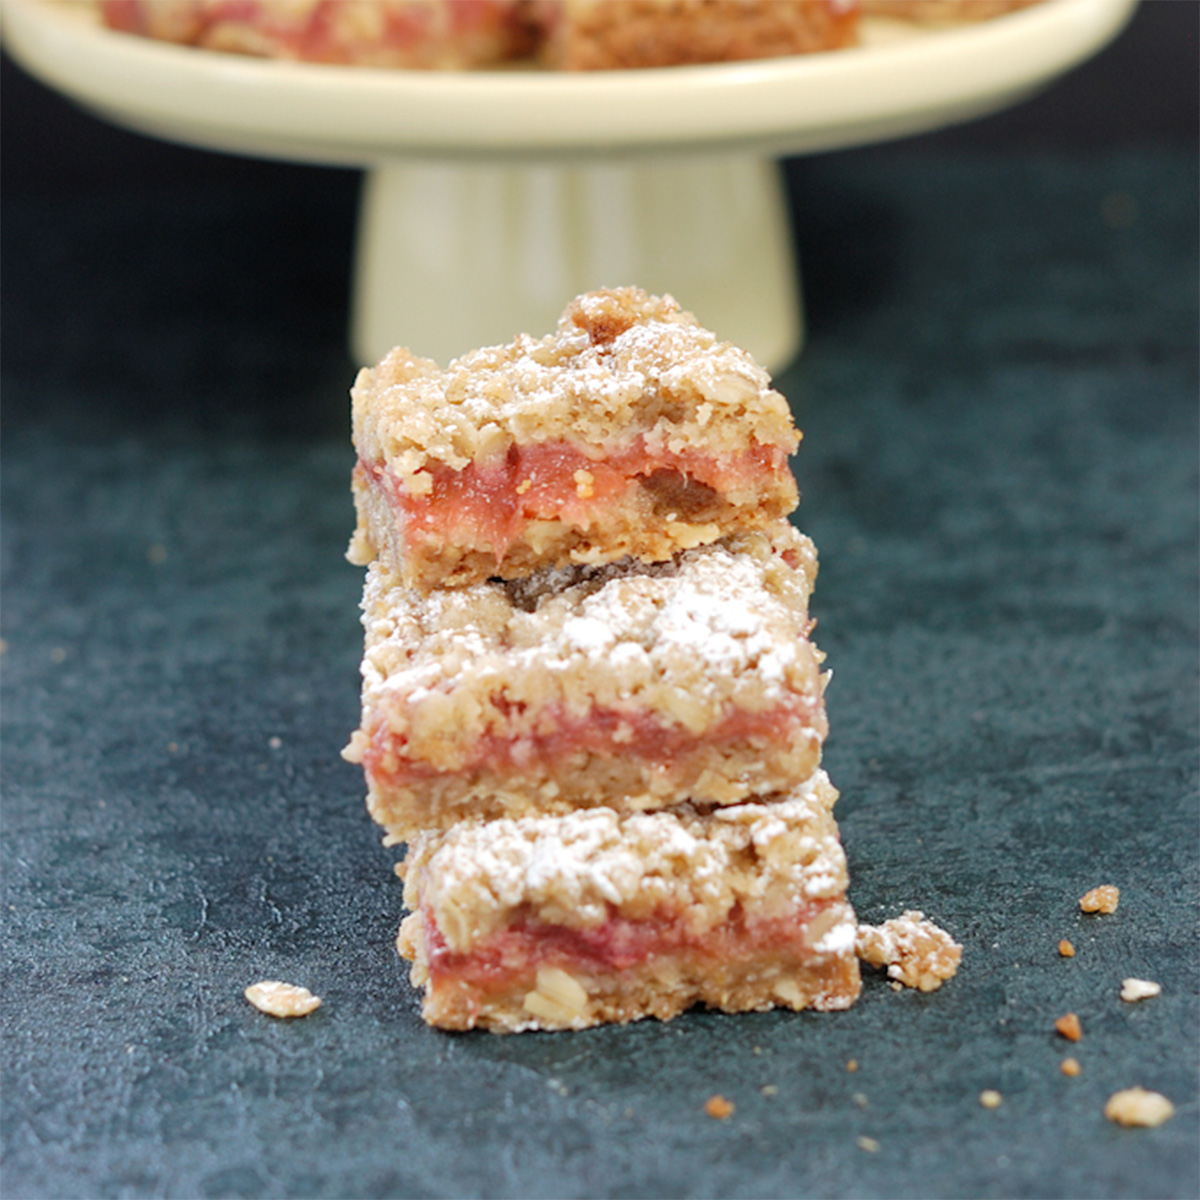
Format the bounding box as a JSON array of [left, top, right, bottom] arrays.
[[351, 287, 799, 478], [359, 527, 820, 723], [404, 771, 851, 951]]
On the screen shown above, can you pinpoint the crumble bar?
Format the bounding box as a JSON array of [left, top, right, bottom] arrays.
[[347, 287, 801, 590], [533, 0, 858, 71], [344, 525, 828, 838], [99, 1, 536, 68], [396, 770, 861, 1032]]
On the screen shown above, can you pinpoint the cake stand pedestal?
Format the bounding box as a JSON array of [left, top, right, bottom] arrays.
[[352, 155, 800, 368], [1, 0, 1136, 370]]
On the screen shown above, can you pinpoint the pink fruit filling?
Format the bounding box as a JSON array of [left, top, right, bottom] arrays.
[[423, 898, 845, 996], [357, 436, 792, 565], [363, 697, 824, 788]]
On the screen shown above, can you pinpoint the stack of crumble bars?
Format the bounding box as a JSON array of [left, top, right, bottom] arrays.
[[343, 287, 863, 1032]]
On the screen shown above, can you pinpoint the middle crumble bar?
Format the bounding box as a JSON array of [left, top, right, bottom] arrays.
[[344, 525, 828, 840], [347, 286, 801, 590]]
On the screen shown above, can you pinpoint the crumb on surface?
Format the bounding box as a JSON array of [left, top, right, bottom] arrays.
[[1058, 939, 1075, 957], [704, 1095, 735, 1120], [1104, 1087, 1175, 1128], [761, 1085, 778, 1097], [244, 980, 322, 1018], [846, 1058, 859, 1072], [1120, 978, 1161, 1003], [856, 911, 962, 991], [856, 1135, 880, 1153], [1060, 1057, 1082, 1077], [853, 1092, 869, 1109], [1055, 1012, 1082, 1042], [1079, 885, 1119, 914], [979, 1089, 1003, 1109]]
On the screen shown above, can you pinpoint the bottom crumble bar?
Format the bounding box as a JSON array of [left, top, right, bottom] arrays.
[[396, 771, 860, 1032]]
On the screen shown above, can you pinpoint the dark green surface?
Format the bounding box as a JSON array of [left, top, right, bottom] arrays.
[[2, 151, 1197, 1199]]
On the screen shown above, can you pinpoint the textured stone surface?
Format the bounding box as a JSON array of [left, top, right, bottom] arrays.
[[2, 151, 1196, 1198]]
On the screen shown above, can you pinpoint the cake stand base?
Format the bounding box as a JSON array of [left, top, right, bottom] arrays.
[[350, 155, 802, 372]]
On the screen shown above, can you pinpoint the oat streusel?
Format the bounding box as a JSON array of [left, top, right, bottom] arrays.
[[855, 911, 962, 992]]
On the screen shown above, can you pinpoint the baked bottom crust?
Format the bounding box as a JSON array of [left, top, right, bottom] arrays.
[[399, 903, 861, 1032], [395, 772, 859, 1032], [345, 526, 826, 837]]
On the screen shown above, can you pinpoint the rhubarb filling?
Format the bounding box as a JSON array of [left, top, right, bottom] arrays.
[[357, 435, 794, 566], [361, 696, 825, 788], [422, 897, 851, 999]]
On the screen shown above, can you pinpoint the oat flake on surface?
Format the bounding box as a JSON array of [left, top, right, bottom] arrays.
[[1120, 977, 1161, 1002], [244, 980, 322, 1018], [1104, 1087, 1175, 1127]]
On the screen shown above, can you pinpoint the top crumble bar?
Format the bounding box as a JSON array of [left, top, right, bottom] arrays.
[[348, 287, 801, 590]]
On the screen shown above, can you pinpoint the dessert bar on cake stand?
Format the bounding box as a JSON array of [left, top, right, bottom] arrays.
[[1, 0, 1134, 372]]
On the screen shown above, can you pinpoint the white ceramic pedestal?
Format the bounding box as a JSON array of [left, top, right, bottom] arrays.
[[351, 155, 801, 371], [1, 0, 1138, 370]]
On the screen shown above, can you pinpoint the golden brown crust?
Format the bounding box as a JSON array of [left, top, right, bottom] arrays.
[[538, 0, 859, 70]]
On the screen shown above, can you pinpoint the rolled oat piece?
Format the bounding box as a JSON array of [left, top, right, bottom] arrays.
[[345, 525, 828, 837], [347, 287, 801, 590], [396, 771, 861, 1032]]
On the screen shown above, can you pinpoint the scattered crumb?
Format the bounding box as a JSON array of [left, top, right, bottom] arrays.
[[856, 1136, 880, 1153], [268, 736, 282, 750], [890, 981, 903, 992], [857, 911, 962, 991], [50, 646, 67, 664], [167, 742, 179, 754], [761, 1085, 778, 1097], [244, 980, 322, 1018], [704, 1095, 735, 1120], [1079, 885, 1119, 914], [1104, 1087, 1174, 1128], [1058, 939, 1076, 957], [846, 1058, 859, 1073], [1060, 1058, 1082, 1077], [1120, 978, 1161, 1003], [853, 1093, 869, 1109], [1055, 1013, 1082, 1042], [752, 1045, 763, 1056], [979, 1090, 1003, 1109], [0, 638, 8, 654], [147, 543, 168, 564]]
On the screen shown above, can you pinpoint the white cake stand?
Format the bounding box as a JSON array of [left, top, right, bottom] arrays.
[[1, 0, 1135, 370]]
